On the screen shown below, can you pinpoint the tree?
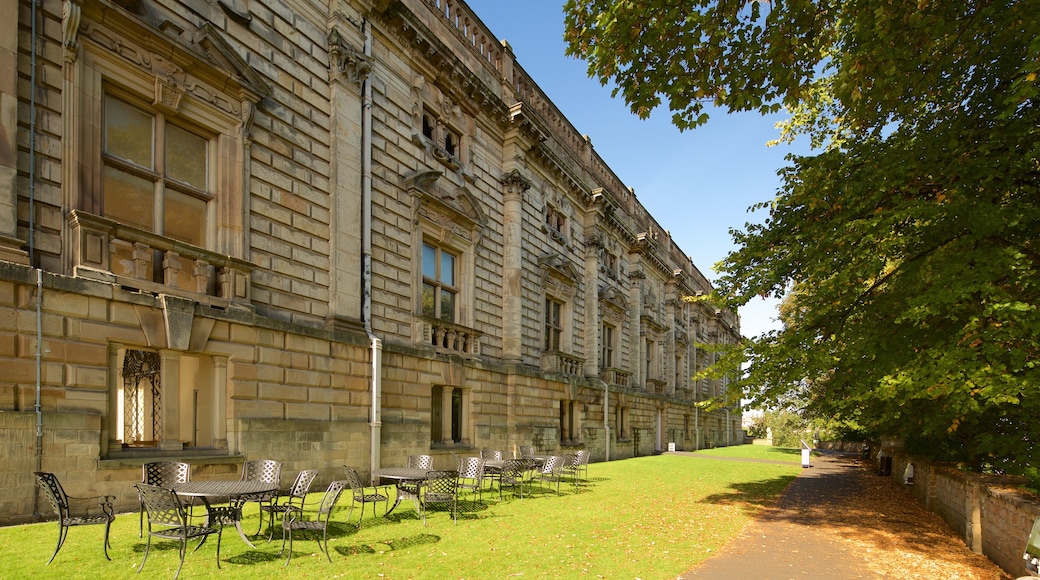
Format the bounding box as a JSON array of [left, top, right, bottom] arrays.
[[564, 0, 1040, 472]]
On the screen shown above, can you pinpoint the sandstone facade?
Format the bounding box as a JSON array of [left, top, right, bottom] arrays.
[[0, 0, 742, 523]]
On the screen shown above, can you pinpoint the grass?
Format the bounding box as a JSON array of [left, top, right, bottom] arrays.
[[691, 444, 805, 462], [9, 450, 801, 579]]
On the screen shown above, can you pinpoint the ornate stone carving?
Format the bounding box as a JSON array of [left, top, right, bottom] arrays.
[[328, 28, 372, 86], [62, 0, 82, 63]]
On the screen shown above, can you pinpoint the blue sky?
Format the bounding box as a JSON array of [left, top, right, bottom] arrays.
[[465, 0, 811, 338]]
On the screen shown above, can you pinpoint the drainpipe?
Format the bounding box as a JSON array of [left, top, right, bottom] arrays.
[[30, 0, 41, 519], [602, 380, 609, 462], [360, 20, 382, 482]]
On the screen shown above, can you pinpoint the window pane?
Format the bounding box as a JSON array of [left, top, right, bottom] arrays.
[[422, 243, 437, 279], [164, 190, 206, 245], [440, 288, 454, 321], [440, 251, 454, 285], [104, 97, 153, 169], [103, 166, 154, 231], [422, 283, 436, 317], [166, 124, 207, 189]]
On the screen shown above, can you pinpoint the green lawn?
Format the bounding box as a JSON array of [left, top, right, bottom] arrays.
[[10, 451, 800, 579], [691, 444, 806, 462]]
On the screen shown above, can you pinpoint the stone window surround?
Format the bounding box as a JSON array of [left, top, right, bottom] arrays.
[[65, 13, 255, 304]]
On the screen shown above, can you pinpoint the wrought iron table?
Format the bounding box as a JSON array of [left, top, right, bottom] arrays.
[[170, 480, 279, 548], [373, 467, 435, 515]]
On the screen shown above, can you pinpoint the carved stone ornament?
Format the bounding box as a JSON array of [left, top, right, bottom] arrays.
[[62, 0, 82, 63], [329, 28, 372, 85]]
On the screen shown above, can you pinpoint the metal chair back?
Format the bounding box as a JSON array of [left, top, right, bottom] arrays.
[[408, 454, 434, 469], [457, 456, 485, 500], [281, 480, 349, 566], [497, 458, 530, 500], [135, 483, 221, 579], [241, 459, 281, 484], [140, 461, 191, 537], [518, 445, 535, 458], [261, 469, 318, 541], [34, 471, 115, 565], [422, 470, 459, 525], [342, 466, 389, 526], [480, 449, 503, 461]]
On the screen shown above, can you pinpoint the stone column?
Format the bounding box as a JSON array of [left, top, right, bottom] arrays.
[[326, 24, 369, 331], [628, 268, 644, 387], [211, 356, 228, 449], [501, 170, 530, 362], [583, 230, 601, 378], [158, 350, 183, 451]]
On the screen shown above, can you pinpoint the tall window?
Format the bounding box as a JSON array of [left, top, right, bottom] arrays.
[[431, 385, 466, 445], [560, 399, 577, 443], [103, 93, 209, 246], [545, 298, 563, 351], [601, 323, 615, 367], [615, 405, 628, 439], [422, 242, 457, 322]]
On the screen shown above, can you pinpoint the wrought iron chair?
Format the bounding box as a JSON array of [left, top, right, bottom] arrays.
[[421, 470, 459, 526], [497, 457, 531, 500], [239, 459, 281, 534], [139, 461, 193, 537], [456, 456, 486, 502], [342, 466, 390, 527], [136, 483, 222, 580], [259, 469, 318, 541], [518, 445, 535, 459], [562, 449, 590, 487], [479, 450, 503, 489], [33, 471, 115, 565], [280, 480, 348, 566], [536, 455, 567, 495]]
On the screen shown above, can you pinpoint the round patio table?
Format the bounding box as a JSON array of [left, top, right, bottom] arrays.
[[374, 467, 435, 515], [171, 480, 279, 549]]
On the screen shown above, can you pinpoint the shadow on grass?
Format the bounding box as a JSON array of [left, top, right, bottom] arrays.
[[699, 474, 800, 511], [336, 532, 440, 557]]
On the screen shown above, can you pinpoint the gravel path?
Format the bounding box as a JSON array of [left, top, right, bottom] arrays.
[[676, 451, 1012, 580]]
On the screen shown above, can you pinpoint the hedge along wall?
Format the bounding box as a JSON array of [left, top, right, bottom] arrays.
[[886, 449, 1040, 577]]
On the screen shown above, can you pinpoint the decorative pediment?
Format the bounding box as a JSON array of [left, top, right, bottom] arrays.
[[194, 22, 272, 101], [406, 169, 486, 243], [599, 285, 628, 311], [538, 252, 580, 298]]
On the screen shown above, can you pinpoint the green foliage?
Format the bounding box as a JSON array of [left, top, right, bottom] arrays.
[[762, 409, 808, 448], [564, 0, 1040, 472]]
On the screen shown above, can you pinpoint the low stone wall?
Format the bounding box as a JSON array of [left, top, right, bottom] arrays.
[[885, 449, 1040, 577]]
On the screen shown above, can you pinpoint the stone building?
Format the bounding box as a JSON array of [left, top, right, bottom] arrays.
[[0, 0, 742, 523]]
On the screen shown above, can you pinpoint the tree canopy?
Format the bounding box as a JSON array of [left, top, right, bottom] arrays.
[[564, 0, 1040, 471]]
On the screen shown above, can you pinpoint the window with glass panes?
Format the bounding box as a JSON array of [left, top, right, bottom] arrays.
[[545, 298, 563, 351], [422, 242, 457, 322], [102, 93, 209, 246], [601, 323, 615, 367]]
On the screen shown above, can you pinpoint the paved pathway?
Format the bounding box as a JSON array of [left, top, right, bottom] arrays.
[[677, 451, 884, 579]]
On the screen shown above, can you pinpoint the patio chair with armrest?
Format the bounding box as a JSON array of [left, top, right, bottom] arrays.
[[421, 470, 460, 526], [342, 466, 391, 527], [136, 483, 222, 580], [259, 469, 318, 541], [536, 455, 567, 495], [33, 471, 116, 565], [456, 456, 486, 503], [497, 457, 531, 500], [238, 459, 281, 534], [139, 461, 194, 538], [280, 480, 349, 566], [562, 449, 590, 487]]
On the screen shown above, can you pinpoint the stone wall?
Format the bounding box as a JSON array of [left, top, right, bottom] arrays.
[[886, 450, 1040, 577]]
